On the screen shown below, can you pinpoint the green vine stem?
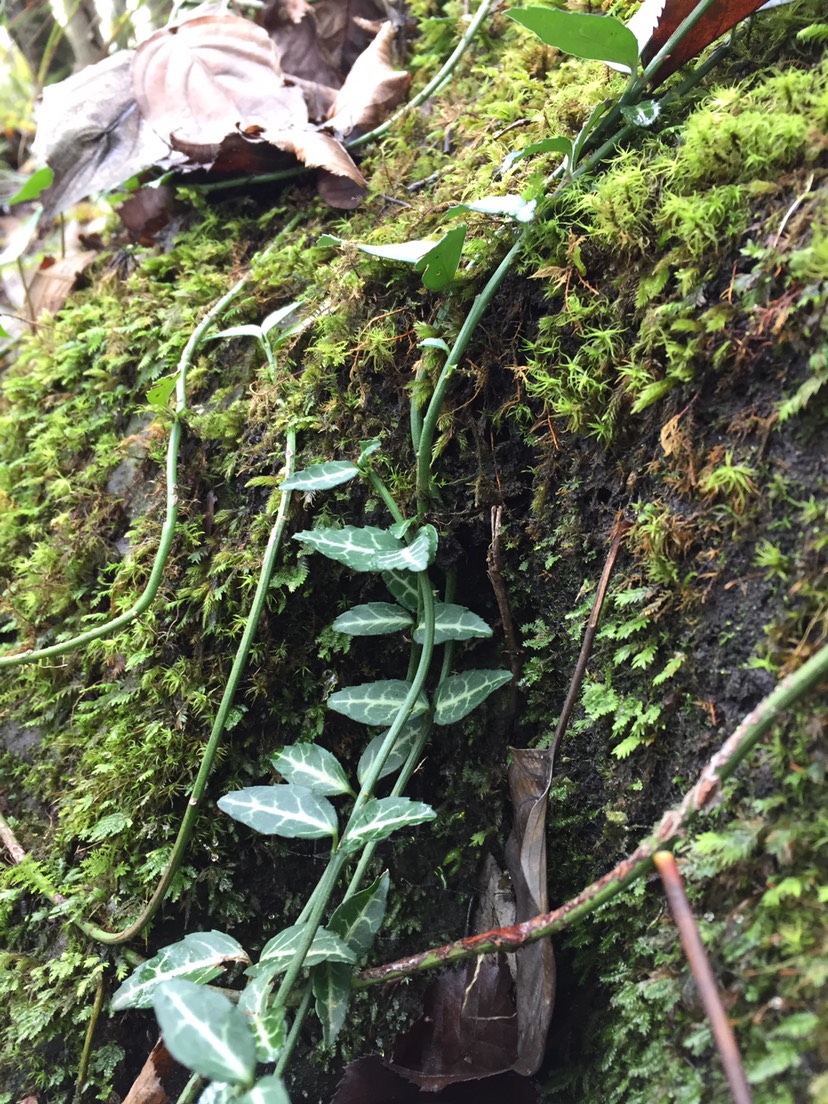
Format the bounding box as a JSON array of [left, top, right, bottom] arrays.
[[355, 643, 828, 985], [416, 237, 522, 513], [1, 429, 298, 944]]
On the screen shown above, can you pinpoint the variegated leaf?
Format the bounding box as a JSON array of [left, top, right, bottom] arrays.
[[111, 931, 248, 1011], [433, 669, 513, 725], [414, 603, 493, 645], [249, 924, 356, 977], [238, 1076, 291, 1104], [270, 744, 353, 797], [311, 961, 352, 1047], [340, 797, 436, 853], [332, 602, 412, 637], [293, 525, 399, 572], [328, 872, 390, 958], [357, 715, 428, 786], [218, 785, 338, 838], [154, 980, 255, 1086], [281, 461, 360, 491], [238, 974, 287, 1063], [382, 569, 420, 611], [328, 680, 428, 727], [371, 524, 437, 572]]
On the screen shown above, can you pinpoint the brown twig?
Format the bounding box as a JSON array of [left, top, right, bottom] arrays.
[[487, 505, 521, 722], [355, 642, 828, 986], [653, 851, 753, 1104], [0, 807, 27, 865], [550, 518, 629, 767]]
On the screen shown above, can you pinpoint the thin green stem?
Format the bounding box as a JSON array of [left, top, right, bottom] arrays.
[[274, 975, 314, 1076], [75, 430, 297, 944], [347, 0, 497, 151], [0, 276, 248, 669], [416, 238, 523, 513], [73, 971, 106, 1101]]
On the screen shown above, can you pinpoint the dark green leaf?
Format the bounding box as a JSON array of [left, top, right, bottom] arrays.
[[238, 974, 287, 1063], [340, 797, 436, 853], [500, 136, 573, 174], [357, 715, 428, 786], [328, 872, 390, 957], [508, 8, 639, 72], [251, 924, 356, 975], [371, 524, 438, 572], [311, 961, 353, 1047], [414, 603, 492, 645], [293, 525, 400, 572], [414, 225, 467, 290], [112, 930, 248, 1011], [382, 569, 420, 611], [433, 669, 513, 725]]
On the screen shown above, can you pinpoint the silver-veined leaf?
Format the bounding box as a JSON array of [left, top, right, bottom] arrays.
[[328, 872, 390, 958], [357, 715, 428, 786], [154, 980, 256, 1086], [328, 680, 428, 727], [340, 797, 436, 853], [447, 195, 536, 223], [218, 785, 338, 838], [238, 975, 287, 1063], [508, 7, 639, 73], [311, 961, 352, 1047], [197, 1082, 235, 1104], [332, 602, 413, 637], [293, 525, 400, 571], [208, 324, 264, 341], [414, 603, 492, 646], [281, 462, 360, 491], [371, 524, 438, 572], [433, 669, 513, 726], [237, 1076, 291, 1104], [270, 745, 353, 797], [249, 923, 356, 976], [111, 931, 248, 1011], [382, 569, 420, 611]]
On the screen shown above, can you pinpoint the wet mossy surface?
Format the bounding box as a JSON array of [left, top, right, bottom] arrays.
[[0, 2, 826, 1101]]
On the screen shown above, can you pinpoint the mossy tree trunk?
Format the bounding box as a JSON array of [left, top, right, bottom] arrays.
[[0, 3, 826, 1102]]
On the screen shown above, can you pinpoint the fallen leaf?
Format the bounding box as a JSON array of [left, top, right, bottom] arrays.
[[326, 21, 411, 139], [131, 14, 303, 150], [122, 1039, 178, 1104], [116, 184, 176, 244], [32, 51, 181, 219], [27, 249, 98, 317], [629, 0, 769, 86], [504, 747, 556, 1075]]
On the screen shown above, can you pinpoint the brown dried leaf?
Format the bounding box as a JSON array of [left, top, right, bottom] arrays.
[[116, 184, 175, 244], [32, 52, 181, 219], [122, 1039, 178, 1104], [132, 14, 303, 150], [326, 22, 411, 139], [27, 249, 97, 317], [504, 747, 556, 1076]]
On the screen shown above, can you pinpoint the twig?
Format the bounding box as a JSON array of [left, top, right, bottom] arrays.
[[0, 808, 26, 864], [355, 642, 828, 986], [653, 851, 753, 1104], [487, 505, 521, 721], [550, 519, 628, 767]]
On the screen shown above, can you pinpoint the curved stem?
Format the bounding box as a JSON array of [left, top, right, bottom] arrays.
[[74, 430, 297, 944], [416, 238, 523, 513], [0, 275, 249, 669]]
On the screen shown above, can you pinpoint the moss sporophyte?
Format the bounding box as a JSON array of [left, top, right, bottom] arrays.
[[0, 1, 826, 1101]]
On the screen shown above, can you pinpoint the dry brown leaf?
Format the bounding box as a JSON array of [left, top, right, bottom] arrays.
[[264, 0, 343, 87], [122, 1039, 178, 1104], [132, 14, 304, 151], [116, 184, 175, 244], [326, 21, 411, 139], [33, 52, 181, 219], [504, 747, 556, 1076], [27, 250, 98, 317], [312, 0, 392, 74]]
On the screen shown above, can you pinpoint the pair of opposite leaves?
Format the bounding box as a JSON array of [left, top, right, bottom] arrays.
[[34, 0, 411, 215]]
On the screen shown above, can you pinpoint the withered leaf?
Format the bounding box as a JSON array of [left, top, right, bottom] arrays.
[[33, 51, 182, 219], [28, 249, 98, 318], [629, 0, 769, 86], [504, 747, 556, 1076], [132, 14, 303, 149], [116, 184, 176, 245], [122, 1039, 178, 1104], [326, 21, 411, 139]]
